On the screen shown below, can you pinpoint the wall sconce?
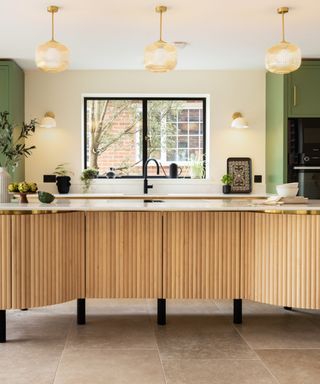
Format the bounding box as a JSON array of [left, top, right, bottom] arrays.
[[40, 112, 56, 128], [231, 112, 249, 129]]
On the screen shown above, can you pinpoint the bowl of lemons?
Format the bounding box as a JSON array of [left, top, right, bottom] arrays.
[[8, 182, 38, 203]]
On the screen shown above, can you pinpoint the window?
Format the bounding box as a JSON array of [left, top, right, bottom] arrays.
[[84, 97, 206, 177]]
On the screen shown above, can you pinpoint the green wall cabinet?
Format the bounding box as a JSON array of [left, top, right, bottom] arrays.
[[288, 62, 320, 117], [0, 60, 24, 182], [266, 60, 320, 193]]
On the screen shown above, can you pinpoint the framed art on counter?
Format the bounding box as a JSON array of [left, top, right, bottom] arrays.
[[227, 157, 252, 193]]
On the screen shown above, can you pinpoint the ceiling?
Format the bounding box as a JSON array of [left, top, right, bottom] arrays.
[[2, 0, 320, 70]]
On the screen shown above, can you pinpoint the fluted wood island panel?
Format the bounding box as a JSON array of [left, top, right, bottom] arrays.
[[163, 212, 241, 299], [0, 216, 11, 309], [10, 212, 85, 309], [86, 212, 162, 298], [1, 207, 320, 311], [242, 212, 320, 309]]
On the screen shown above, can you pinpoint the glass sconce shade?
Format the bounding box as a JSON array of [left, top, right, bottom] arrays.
[[144, 40, 177, 72], [265, 41, 301, 74], [231, 112, 249, 129], [36, 40, 69, 73], [40, 112, 56, 128]]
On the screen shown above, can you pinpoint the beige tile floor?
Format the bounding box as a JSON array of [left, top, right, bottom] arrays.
[[1, 299, 320, 383]]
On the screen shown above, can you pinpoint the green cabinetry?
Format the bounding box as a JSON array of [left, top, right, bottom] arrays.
[[266, 60, 320, 193], [288, 62, 320, 117], [0, 60, 24, 182]]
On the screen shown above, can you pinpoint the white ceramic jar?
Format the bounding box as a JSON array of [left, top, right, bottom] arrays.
[[0, 167, 11, 203]]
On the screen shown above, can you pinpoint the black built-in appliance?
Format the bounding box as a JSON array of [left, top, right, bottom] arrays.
[[288, 118, 320, 198]]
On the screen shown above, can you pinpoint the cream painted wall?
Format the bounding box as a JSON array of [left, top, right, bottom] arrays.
[[25, 70, 265, 193]]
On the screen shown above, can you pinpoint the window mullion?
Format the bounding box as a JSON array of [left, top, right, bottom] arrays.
[[142, 99, 148, 175]]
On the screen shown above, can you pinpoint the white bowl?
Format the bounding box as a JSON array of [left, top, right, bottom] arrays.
[[276, 185, 299, 197], [280, 182, 299, 187]]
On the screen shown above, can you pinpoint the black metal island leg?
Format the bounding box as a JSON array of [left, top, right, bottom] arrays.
[[0, 310, 6, 343], [233, 299, 242, 324], [157, 298, 166, 325], [77, 298, 86, 325]]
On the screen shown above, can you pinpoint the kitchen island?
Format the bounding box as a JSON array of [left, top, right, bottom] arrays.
[[1, 198, 320, 342]]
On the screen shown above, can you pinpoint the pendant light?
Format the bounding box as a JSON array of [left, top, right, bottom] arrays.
[[265, 7, 301, 75], [35, 5, 69, 73], [144, 5, 177, 72]]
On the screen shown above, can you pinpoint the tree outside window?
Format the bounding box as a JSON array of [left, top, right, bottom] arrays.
[[84, 97, 206, 177]]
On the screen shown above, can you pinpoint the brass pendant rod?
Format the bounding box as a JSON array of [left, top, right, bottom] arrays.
[[52, 11, 55, 41], [159, 10, 163, 41], [281, 12, 285, 42]]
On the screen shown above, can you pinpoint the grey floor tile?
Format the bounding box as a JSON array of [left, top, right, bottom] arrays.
[[162, 359, 278, 384], [2, 299, 320, 384], [54, 349, 166, 384], [148, 299, 220, 316], [0, 341, 64, 384], [156, 315, 257, 360], [66, 314, 157, 350], [236, 313, 320, 349], [257, 349, 320, 384], [215, 299, 292, 315], [6, 310, 72, 342]]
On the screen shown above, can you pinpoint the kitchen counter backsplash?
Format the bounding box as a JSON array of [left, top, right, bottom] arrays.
[[35, 178, 266, 196]]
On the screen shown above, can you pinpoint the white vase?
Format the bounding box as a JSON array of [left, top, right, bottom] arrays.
[[0, 167, 11, 203]]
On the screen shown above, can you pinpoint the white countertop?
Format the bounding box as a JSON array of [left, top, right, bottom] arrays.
[[1, 198, 320, 212], [52, 193, 268, 199]]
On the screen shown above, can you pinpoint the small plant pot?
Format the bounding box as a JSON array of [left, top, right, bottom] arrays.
[[56, 176, 71, 194], [222, 185, 231, 194]]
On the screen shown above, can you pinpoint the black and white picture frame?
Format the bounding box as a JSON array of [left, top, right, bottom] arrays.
[[227, 157, 252, 193]]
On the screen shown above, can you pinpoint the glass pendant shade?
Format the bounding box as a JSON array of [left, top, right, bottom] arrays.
[[36, 40, 69, 73], [265, 41, 301, 74], [144, 40, 177, 72], [265, 7, 301, 75], [144, 5, 177, 72], [35, 5, 69, 73]]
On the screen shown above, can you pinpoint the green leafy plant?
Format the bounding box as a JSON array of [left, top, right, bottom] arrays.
[[221, 174, 233, 185], [189, 154, 205, 179], [0, 111, 37, 173], [54, 163, 74, 177], [81, 168, 99, 193]]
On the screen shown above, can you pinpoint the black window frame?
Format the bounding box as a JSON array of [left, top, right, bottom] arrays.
[[83, 96, 207, 178]]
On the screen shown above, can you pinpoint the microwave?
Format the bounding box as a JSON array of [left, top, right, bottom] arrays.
[[295, 118, 320, 165]]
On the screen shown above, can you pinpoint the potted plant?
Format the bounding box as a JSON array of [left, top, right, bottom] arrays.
[[0, 111, 37, 203], [221, 174, 233, 194], [81, 168, 99, 193], [54, 163, 74, 194], [190, 154, 205, 179]]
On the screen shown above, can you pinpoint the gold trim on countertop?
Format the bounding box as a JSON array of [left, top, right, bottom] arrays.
[[261, 210, 320, 215], [0, 210, 76, 215]]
